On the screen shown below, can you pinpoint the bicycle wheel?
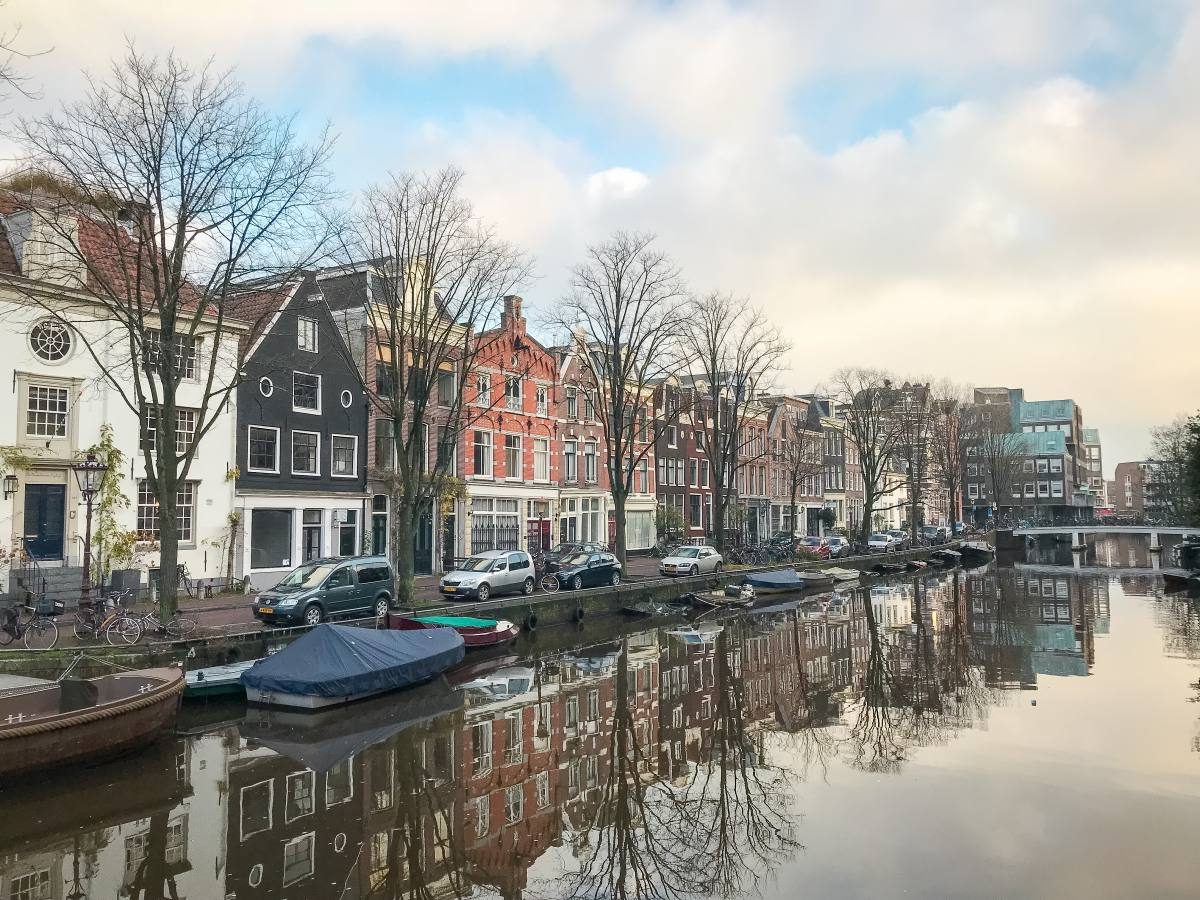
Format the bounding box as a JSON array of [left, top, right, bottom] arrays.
[[106, 616, 143, 646], [0, 623, 13, 646], [540, 575, 560, 593], [23, 618, 58, 650], [165, 614, 197, 638], [73, 612, 97, 641]]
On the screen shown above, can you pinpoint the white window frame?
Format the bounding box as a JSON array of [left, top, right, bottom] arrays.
[[239, 779, 275, 842], [331, 433, 359, 479], [297, 316, 318, 352], [667, 425, 677, 448], [533, 437, 550, 483], [473, 429, 494, 479], [564, 440, 578, 482], [536, 385, 549, 416], [475, 372, 491, 407], [1051, 480, 1064, 498], [504, 433, 523, 481], [291, 430, 321, 477], [282, 832, 316, 888], [285, 770, 316, 824], [584, 440, 598, 484], [292, 371, 322, 415]]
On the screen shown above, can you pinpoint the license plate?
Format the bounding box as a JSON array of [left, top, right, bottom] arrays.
[[258, 607, 273, 614], [442, 586, 456, 593]]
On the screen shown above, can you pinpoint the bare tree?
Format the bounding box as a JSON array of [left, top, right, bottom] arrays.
[[682, 293, 789, 552], [338, 168, 531, 606], [928, 381, 973, 532], [0, 4, 48, 102], [550, 232, 687, 564], [892, 382, 935, 542], [15, 50, 333, 615], [826, 368, 907, 545], [1147, 416, 1196, 521], [972, 405, 1025, 523], [772, 403, 824, 544]]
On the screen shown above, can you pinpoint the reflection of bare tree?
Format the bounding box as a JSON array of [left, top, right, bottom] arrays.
[[125, 811, 178, 900], [777, 612, 840, 782], [845, 594, 908, 772]]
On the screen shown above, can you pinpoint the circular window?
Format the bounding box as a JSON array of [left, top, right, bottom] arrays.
[[248, 864, 263, 888], [259, 377, 273, 398], [29, 319, 72, 362], [333, 832, 347, 853], [340, 389, 353, 409]]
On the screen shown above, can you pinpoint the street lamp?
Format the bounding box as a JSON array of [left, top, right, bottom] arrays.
[[72, 452, 108, 609]]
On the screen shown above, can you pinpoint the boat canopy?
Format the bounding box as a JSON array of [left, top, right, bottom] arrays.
[[414, 615, 498, 629], [240, 624, 464, 698]]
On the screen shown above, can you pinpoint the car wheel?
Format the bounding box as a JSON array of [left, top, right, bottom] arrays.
[[523, 577, 535, 595], [303, 604, 324, 626], [572, 575, 583, 591], [477, 583, 490, 602], [714, 562, 722, 574], [690, 565, 699, 577], [610, 571, 621, 586], [374, 597, 390, 619]]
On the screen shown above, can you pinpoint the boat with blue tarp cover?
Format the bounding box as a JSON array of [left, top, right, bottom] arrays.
[[240, 623, 465, 709], [743, 568, 835, 593]]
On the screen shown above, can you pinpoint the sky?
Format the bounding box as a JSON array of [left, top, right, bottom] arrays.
[[2, 0, 1198, 475]]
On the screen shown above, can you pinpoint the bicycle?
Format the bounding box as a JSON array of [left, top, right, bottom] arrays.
[[72, 594, 143, 646], [539, 573, 561, 593], [176, 563, 196, 600], [0, 602, 62, 650], [128, 589, 198, 641]]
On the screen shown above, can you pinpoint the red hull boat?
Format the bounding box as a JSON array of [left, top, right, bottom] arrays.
[[388, 613, 520, 648]]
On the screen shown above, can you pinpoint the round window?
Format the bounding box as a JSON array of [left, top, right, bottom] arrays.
[[333, 832, 347, 853], [248, 864, 263, 888], [340, 389, 353, 409], [259, 376, 273, 397], [29, 319, 72, 362]]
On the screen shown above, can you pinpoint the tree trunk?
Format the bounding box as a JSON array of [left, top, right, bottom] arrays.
[[712, 477, 729, 553], [392, 493, 416, 608], [611, 486, 628, 566], [156, 468, 179, 620]]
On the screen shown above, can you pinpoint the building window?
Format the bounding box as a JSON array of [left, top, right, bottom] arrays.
[[285, 771, 315, 822], [142, 406, 197, 456], [26, 384, 68, 437], [29, 318, 72, 361], [700, 460, 709, 487], [472, 720, 493, 774], [584, 440, 598, 483], [326, 758, 354, 806], [966, 464, 978, 477], [1037, 481, 1050, 498], [8, 870, 52, 900], [292, 431, 320, 476], [564, 440, 578, 482], [968, 484, 979, 500], [1051, 480, 1064, 498], [1023, 460, 1034, 473], [331, 434, 358, 477], [437, 370, 456, 407], [505, 784, 523, 825], [667, 425, 677, 447], [248, 425, 279, 473], [536, 385, 548, 416], [1050, 458, 1063, 473], [145, 329, 197, 380], [340, 389, 353, 409], [474, 795, 490, 837], [293, 372, 321, 413], [566, 386, 578, 419], [297, 316, 318, 352], [436, 426, 456, 475], [374, 418, 396, 469], [689, 493, 701, 526], [137, 480, 196, 542], [534, 437, 550, 482], [283, 833, 315, 887], [536, 770, 550, 809], [505, 434, 522, 479], [506, 376, 522, 411], [636, 458, 648, 493], [1024, 482, 1036, 498], [473, 430, 493, 477], [1036, 459, 1049, 474], [584, 391, 595, 421], [375, 363, 395, 399], [475, 373, 491, 407], [688, 459, 698, 487]]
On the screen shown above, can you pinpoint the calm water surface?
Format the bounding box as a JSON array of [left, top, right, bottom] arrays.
[[3, 549, 1199, 899]]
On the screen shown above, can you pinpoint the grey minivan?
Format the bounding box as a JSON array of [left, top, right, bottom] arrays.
[[253, 556, 394, 627], [439, 549, 536, 601]]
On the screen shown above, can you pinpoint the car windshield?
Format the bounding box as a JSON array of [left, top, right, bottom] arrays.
[[276, 563, 335, 591], [802, 537, 821, 544], [548, 544, 575, 554], [562, 553, 590, 567], [870, 534, 890, 542], [457, 556, 495, 573], [675, 547, 700, 558]]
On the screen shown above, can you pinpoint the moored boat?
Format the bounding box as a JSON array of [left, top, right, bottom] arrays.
[[870, 562, 907, 575], [825, 567, 861, 583], [684, 588, 755, 610], [744, 568, 835, 594], [959, 541, 995, 562], [185, 660, 258, 697], [388, 613, 519, 648], [241, 623, 465, 709], [0, 665, 184, 779], [622, 600, 689, 617], [905, 560, 928, 571], [929, 549, 962, 567]]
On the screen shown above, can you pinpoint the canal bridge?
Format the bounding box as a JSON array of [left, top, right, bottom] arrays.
[[1011, 525, 1200, 551]]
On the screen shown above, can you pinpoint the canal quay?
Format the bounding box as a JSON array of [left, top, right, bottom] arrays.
[[3, 535, 1200, 898]]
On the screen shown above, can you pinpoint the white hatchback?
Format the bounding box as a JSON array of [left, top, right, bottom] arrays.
[[659, 545, 723, 577]]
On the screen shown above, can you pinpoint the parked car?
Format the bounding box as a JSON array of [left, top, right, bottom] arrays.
[[798, 536, 831, 559], [868, 533, 898, 552], [439, 550, 536, 601], [542, 541, 607, 571], [919, 525, 943, 545], [887, 530, 911, 550], [547, 552, 622, 591], [253, 556, 394, 627], [659, 545, 723, 577], [768, 531, 796, 547], [826, 536, 852, 558]]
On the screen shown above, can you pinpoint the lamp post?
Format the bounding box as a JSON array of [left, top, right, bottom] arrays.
[[72, 452, 109, 609]]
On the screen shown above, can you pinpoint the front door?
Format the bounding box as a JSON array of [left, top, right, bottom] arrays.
[[414, 508, 433, 575], [23, 484, 65, 560]]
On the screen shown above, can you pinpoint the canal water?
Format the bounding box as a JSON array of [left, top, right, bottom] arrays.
[[3, 546, 1199, 898]]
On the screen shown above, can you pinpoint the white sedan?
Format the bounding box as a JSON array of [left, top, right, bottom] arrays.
[[659, 545, 723, 577], [868, 532, 898, 552]]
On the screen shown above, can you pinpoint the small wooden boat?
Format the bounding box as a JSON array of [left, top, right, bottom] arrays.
[[242, 623, 465, 709], [1162, 571, 1192, 593], [744, 569, 834, 593], [389, 613, 519, 648], [929, 549, 962, 567], [623, 600, 689, 617], [825, 567, 861, 583], [0, 666, 183, 779], [185, 660, 258, 697], [684, 589, 755, 610]]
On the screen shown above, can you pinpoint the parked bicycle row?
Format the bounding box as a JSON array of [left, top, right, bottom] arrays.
[[0, 589, 198, 651]]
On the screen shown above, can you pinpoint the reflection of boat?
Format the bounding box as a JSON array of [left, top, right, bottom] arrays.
[[959, 541, 995, 563], [744, 569, 834, 593], [825, 567, 861, 582], [458, 666, 537, 701], [0, 666, 184, 778], [667, 624, 723, 645], [870, 562, 907, 575], [1162, 570, 1200, 593], [623, 600, 689, 617], [240, 677, 462, 771], [685, 587, 755, 609], [388, 613, 520, 647], [241, 623, 465, 709], [929, 549, 962, 567]]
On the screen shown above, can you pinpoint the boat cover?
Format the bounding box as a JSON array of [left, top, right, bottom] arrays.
[[744, 569, 803, 590], [415, 615, 498, 629], [240, 624, 464, 698], [239, 678, 463, 771]]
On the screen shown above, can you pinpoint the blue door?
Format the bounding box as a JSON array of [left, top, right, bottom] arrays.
[[24, 484, 65, 560]]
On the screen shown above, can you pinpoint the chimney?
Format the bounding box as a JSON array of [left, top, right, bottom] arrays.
[[501, 295, 525, 334]]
